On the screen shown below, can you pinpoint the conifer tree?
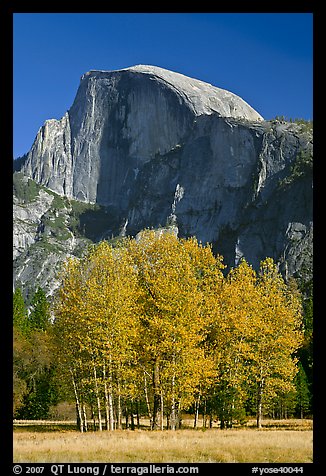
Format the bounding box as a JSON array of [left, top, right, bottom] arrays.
[[13, 287, 29, 334], [294, 362, 311, 418], [30, 287, 50, 330]]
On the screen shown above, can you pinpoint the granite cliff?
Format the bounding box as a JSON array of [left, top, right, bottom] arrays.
[[14, 65, 313, 297]]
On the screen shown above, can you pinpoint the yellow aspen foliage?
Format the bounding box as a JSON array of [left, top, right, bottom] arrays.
[[52, 241, 141, 430], [126, 230, 224, 428], [207, 259, 260, 427], [208, 258, 304, 428], [51, 233, 304, 431], [250, 258, 304, 427]]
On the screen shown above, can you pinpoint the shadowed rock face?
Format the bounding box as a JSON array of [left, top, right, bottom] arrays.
[[19, 65, 312, 281]]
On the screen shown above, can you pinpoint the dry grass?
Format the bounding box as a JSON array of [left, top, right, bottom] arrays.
[[13, 419, 313, 463]]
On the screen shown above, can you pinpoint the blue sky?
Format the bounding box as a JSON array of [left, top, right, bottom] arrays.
[[13, 13, 313, 159]]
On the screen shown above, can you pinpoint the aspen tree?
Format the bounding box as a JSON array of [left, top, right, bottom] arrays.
[[52, 234, 304, 431], [52, 256, 90, 431], [127, 230, 222, 430], [53, 242, 141, 431], [248, 258, 304, 428], [209, 259, 259, 428]]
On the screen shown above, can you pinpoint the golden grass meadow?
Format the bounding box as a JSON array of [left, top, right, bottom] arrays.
[[13, 418, 313, 463]]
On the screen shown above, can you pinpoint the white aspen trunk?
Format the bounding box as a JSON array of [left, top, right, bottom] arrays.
[[170, 403, 176, 430], [194, 394, 200, 428], [170, 348, 178, 431], [256, 377, 265, 429], [160, 391, 164, 431], [97, 399, 103, 430], [93, 364, 102, 431], [82, 403, 88, 432], [177, 398, 182, 429], [70, 368, 83, 433], [108, 392, 114, 431], [117, 380, 122, 430], [103, 370, 110, 431], [152, 359, 160, 430], [104, 389, 110, 430], [108, 357, 115, 431], [170, 373, 176, 431], [230, 397, 235, 428], [144, 371, 153, 428]]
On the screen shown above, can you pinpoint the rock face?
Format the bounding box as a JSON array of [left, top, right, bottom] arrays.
[[21, 65, 263, 205], [13, 173, 91, 299], [16, 65, 313, 295]]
